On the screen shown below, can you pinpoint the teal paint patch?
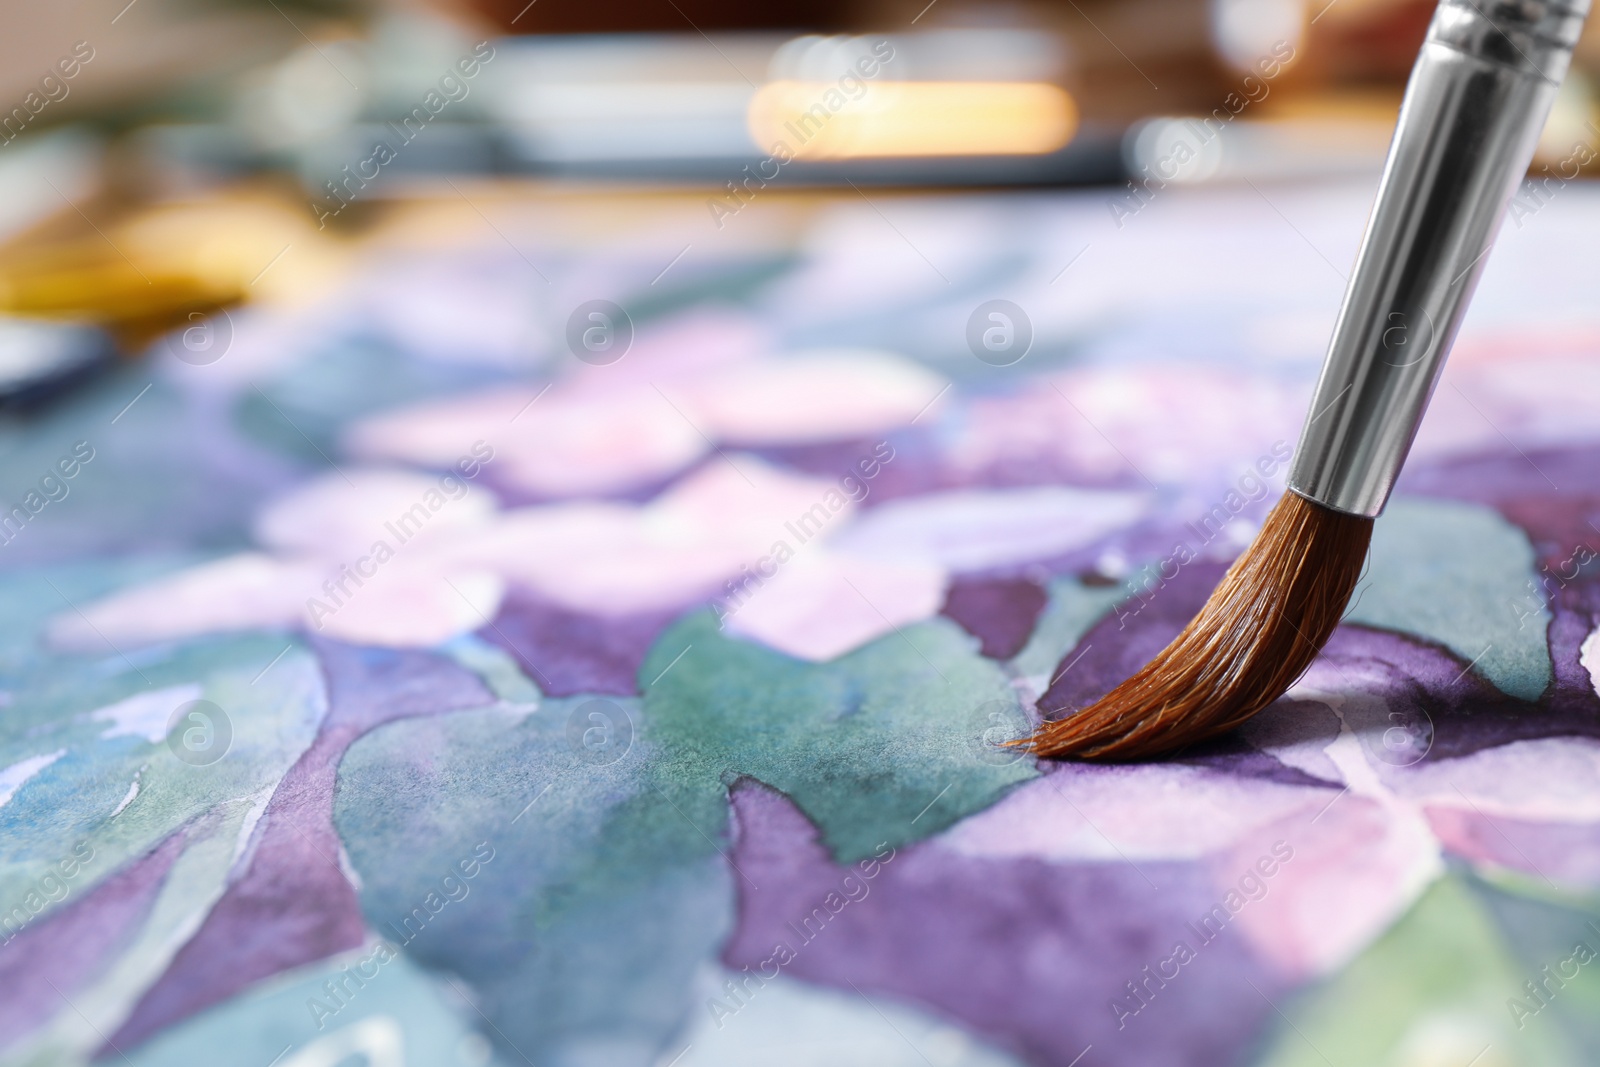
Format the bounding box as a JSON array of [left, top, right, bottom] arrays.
[[1346, 497, 1552, 700], [675, 966, 1028, 1067], [439, 633, 542, 705], [117, 945, 503, 1067], [0, 558, 191, 660], [0, 620, 324, 935], [334, 699, 733, 1067], [0, 563, 326, 1065], [643, 610, 1037, 864], [333, 607, 1037, 1064]]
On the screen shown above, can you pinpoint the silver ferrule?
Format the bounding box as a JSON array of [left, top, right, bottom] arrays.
[[1288, 0, 1588, 517]]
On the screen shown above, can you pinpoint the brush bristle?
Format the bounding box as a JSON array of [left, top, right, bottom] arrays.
[[1027, 491, 1373, 761]]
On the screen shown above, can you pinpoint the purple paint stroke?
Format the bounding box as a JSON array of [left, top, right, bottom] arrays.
[[104, 642, 494, 1055], [481, 592, 682, 697], [1426, 805, 1600, 890], [1173, 735, 1344, 790], [749, 435, 951, 508], [1311, 618, 1600, 761], [720, 777, 1283, 1067], [940, 577, 1049, 660], [749, 430, 1157, 510], [0, 825, 192, 1055], [1400, 444, 1600, 515]]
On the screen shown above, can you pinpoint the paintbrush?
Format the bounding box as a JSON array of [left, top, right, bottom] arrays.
[[1030, 0, 1590, 760]]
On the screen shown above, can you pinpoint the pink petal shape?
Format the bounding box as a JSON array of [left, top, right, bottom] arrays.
[[255, 468, 497, 559], [1380, 737, 1600, 822], [49, 554, 312, 651], [307, 568, 505, 647], [953, 366, 1302, 485], [1424, 804, 1600, 888], [935, 762, 1440, 981], [681, 350, 945, 444], [345, 387, 707, 498], [1412, 330, 1600, 460], [340, 310, 774, 500], [1214, 794, 1441, 980], [450, 457, 842, 616], [557, 309, 769, 398], [832, 485, 1149, 572], [722, 550, 947, 661], [938, 763, 1326, 863]]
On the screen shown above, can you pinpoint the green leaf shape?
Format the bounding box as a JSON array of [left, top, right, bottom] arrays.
[[333, 699, 733, 1066], [0, 561, 326, 1065], [1252, 870, 1600, 1067], [9, 805, 268, 1067], [1345, 497, 1552, 701], [115, 943, 504, 1067], [0, 608, 323, 940], [641, 609, 1037, 865], [0, 559, 182, 665], [332, 608, 1036, 1062], [439, 633, 542, 705]]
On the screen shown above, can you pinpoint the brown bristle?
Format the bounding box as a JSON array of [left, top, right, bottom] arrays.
[[1026, 491, 1373, 761]]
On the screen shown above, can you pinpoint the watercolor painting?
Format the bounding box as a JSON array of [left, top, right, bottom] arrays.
[[4, 177, 1600, 1067]]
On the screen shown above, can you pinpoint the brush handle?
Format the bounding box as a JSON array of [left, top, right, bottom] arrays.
[[1288, 0, 1588, 518]]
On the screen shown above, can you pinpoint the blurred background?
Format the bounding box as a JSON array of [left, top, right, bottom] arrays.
[[1, 0, 1599, 399]]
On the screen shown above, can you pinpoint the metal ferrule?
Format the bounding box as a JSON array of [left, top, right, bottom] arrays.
[[1288, 0, 1588, 517]]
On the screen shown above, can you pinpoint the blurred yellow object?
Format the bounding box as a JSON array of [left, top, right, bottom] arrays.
[[0, 191, 342, 347], [1258, 88, 1404, 125], [747, 81, 1077, 160]]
